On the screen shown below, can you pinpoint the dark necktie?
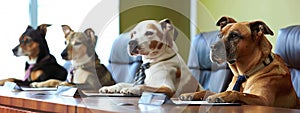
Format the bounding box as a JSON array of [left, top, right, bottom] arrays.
[[133, 62, 150, 86], [232, 75, 246, 91], [68, 68, 75, 83]]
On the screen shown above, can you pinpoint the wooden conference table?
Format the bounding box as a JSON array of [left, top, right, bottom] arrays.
[[0, 87, 299, 113]]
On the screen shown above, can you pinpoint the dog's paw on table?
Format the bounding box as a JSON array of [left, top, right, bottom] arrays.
[[99, 86, 122, 93], [0, 78, 17, 86]]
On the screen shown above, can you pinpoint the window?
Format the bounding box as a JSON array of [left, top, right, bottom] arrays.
[[0, 0, 30, 79], [0, 0, 119, 79]]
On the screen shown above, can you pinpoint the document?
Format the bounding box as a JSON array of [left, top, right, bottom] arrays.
[[4, 81, 57, 91], [81, 90, 140, 97], [171, 98, 241, 106], [19, 86, 57, 91]]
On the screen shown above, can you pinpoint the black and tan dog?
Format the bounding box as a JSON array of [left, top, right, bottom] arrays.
[[30, 25, 115, 90], [0, 24, 67, 87], [179, 16, 299, 108]]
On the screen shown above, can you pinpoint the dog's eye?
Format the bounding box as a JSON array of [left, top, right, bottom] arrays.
[[20, 39, 32, 44], [145, 31, 154, 36], [229, 32, 240, 40], [74, 42, 81, 46], [20, 40, 24, 44], [25, 40, 31, 44], [231, 34, 237, 37]]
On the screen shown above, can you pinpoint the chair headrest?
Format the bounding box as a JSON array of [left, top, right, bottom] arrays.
[[109, 33, 142, 64], [190, 30, 228, 70], [275, 25, 300, 69]]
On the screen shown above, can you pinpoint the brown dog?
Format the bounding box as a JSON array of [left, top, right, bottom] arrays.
[[30, 25, 115, 90], [179, 16, 298, 108]]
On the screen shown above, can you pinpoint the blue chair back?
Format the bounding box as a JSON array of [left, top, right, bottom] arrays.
[[274, 25, 300, 98], [107, 33, 142, 83], [188, 30, 233, 93]]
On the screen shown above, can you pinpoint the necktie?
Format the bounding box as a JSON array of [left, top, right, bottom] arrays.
[[68, 68, 75, 83], [232, 75, 246, 91], [133, 63, 150, 86], [24, 64, 34, 81]]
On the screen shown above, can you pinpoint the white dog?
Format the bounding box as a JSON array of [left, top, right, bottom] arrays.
[[99, 19, 203, 98]]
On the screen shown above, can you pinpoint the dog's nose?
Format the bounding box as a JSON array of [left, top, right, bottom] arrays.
[[128, 40, 138, 47], [12, 46, 19, 56], [12, 47, 17, 53], [61, 49, 68, 59], [128, 40, 139, 54]]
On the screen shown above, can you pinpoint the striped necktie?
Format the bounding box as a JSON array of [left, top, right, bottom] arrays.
[[133, 63, 150, 86]]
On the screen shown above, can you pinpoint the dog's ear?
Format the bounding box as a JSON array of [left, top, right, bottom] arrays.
[[84, 28, 97, 57], [61, 25, 74, 37], [37, 24, 51, 37], [22, 25, 33, 35], [159, 18, 178, 41], [250, 21, 273, 57], [216, 16, 237, 29], [159, 18, 178, 49], [249, 21, 274, 37], [26, 25, 33, 31], [84, 28, 98, 47]]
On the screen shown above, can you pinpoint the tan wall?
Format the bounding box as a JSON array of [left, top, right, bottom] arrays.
[[119, 0, 300, 61], [120, 0, 191, 62], [197, 0, 300, 49]]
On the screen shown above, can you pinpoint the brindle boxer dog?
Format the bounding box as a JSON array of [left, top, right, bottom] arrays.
[[179, 16, 299, 108]]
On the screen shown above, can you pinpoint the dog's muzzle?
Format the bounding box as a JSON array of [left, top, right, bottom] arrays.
[[61, 48, 69, 60], [210, 40, 227, 64], [128, 40, 139, 55], [12, 45, 22, 56]]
